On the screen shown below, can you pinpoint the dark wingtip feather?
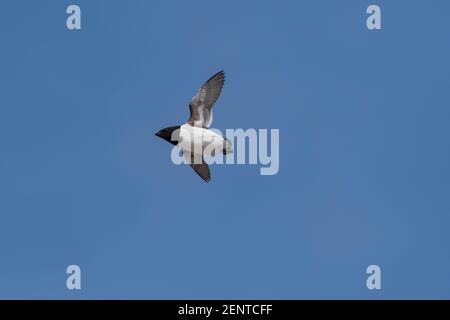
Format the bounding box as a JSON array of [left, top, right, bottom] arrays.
[[206, 70, 225, 83]]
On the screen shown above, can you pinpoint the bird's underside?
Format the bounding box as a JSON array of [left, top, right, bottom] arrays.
[[178, 123, 232, 182]]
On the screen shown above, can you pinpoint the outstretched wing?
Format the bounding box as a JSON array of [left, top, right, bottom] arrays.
[[188, 70, 225, 128], [183, 151, 211, 182]]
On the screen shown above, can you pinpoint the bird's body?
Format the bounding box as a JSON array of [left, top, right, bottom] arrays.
[[156, 70, 231, 182], [178, 124, 231, 156]]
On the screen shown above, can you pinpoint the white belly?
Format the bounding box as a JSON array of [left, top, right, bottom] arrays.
[[179, 124, 225, 155]]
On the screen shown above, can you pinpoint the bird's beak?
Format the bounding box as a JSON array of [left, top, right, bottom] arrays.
[[155, 131, 161, 138]]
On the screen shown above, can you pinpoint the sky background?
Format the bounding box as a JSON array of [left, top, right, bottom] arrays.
[[0, 0, 450, 299]]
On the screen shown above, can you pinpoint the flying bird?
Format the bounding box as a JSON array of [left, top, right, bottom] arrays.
[[156, 70, 232, 182]]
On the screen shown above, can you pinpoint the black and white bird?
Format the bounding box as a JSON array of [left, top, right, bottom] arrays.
[[155, 70, 232, 182]]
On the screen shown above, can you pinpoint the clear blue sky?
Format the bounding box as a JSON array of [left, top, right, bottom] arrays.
[[0, 0, 450, 299]]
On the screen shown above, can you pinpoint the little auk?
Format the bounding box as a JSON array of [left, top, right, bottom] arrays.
[[156, 70, 232, 182]]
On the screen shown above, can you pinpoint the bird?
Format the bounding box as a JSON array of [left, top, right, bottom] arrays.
[[155, 70, 232, 182]]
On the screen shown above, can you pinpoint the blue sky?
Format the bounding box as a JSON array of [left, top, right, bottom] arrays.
[[0, 0, 450, 299]]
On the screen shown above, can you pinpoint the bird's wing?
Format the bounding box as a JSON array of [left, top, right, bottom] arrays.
[[188, 70, 225, 128], [183, 150, 211, 182]]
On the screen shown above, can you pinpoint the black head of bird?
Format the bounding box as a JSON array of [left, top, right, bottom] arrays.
[[155, 126, 180, 146]]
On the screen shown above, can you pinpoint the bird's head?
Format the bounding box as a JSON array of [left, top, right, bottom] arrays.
[[155, 126, 180, 146]]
